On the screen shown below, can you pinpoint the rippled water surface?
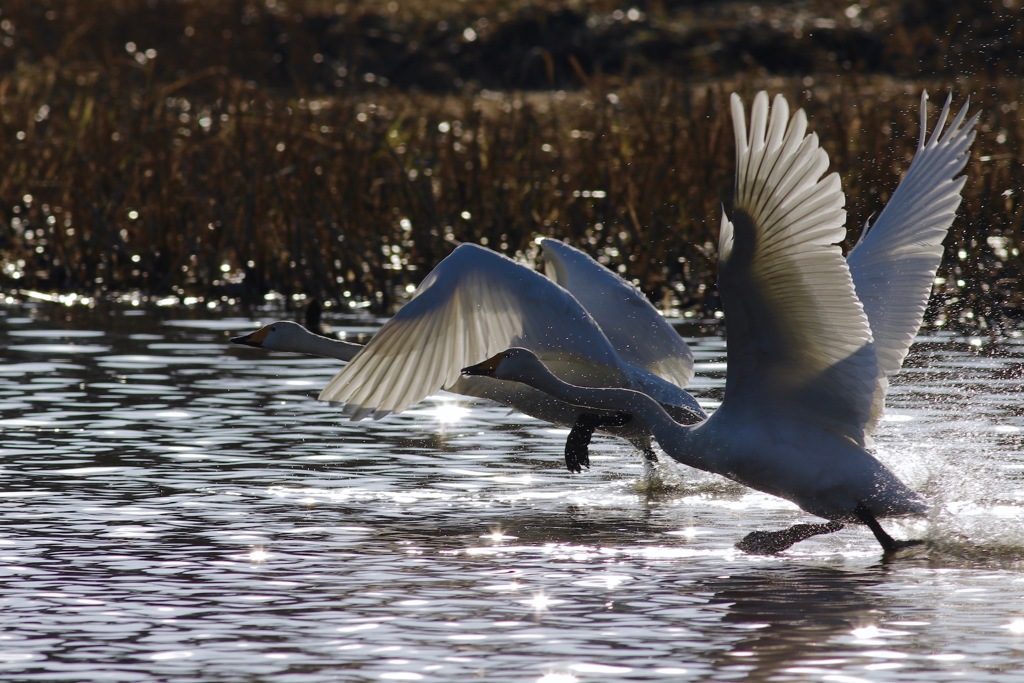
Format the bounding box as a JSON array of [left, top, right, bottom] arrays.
[[2, 303, 1024, 682]]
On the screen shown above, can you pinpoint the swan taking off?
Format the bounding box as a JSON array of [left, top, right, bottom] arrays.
[[464, 91, 978, 553], [233, 239, 706, 472]]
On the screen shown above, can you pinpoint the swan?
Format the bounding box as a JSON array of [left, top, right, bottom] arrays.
[[232, 239, 707, 472], [463, 90, 978, 553]]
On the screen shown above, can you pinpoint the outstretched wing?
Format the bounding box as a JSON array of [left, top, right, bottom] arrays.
[[541, 238, 696, 389], [847, 92, 978, 434], [318, 243, 627, 419], [718, 92, 877, 444]]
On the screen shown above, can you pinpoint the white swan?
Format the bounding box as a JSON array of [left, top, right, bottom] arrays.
[[463, 91, 978, 553], [233, 239, 707, 472]]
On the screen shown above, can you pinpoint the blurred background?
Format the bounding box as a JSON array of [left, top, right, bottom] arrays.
[[1, 0, 1021, 329]]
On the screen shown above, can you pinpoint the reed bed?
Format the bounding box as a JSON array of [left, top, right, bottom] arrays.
[[1, 0, 1021, 331]]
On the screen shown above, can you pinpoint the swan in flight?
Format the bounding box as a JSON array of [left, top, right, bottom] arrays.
[[463, 91, 978, 553], [233, 239, 707, 472]]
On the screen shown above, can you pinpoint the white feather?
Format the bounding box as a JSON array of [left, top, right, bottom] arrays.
[[318, 243, 702, 424], [720, 92, 876, 445], [847, 91, 979, 434], [541, 238, 695, 389]]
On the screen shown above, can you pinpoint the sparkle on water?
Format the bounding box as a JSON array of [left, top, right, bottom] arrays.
[[1, 302, 1024, 682]]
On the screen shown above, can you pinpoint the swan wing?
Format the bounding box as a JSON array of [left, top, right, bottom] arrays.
[[318, 243, 627, 419], [718, 92, 877, 443], [847, 92, 978, 434], [541, 238, 696, 389]]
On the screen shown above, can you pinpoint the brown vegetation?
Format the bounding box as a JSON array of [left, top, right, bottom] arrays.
[[1, 0, 1022, 330]]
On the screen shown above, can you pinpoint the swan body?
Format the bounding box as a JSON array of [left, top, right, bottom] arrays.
[[465, 347, 926, 522], [233, 239, 706, 470], [464, 90, 977, 551]]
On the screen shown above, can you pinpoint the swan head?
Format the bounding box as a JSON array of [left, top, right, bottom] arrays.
[[461, 347, 549, 385], [231, 320, 309, 351]]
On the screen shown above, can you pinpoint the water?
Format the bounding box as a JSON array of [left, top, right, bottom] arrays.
[[2, 302, 1023, 682]]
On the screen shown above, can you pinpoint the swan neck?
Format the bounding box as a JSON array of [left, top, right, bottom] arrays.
[[528, 366, 701, 461], [298, 331, 362, 362]]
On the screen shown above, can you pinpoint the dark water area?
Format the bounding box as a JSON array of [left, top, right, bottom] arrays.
[[2, 302, 1024, 682]]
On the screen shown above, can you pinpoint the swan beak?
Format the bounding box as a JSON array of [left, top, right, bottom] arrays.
[[461, 352, 505, 377], [231, 327, 269, 348]]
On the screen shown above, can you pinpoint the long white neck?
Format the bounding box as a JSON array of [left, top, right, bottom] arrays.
[[292, 331, 363, 362], [516, 362, 711, 470]]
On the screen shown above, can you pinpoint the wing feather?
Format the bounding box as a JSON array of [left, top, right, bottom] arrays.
[[319, 243, 627, 419], [847, 92, 978, 434], [540, 238, 695, 388], [719, 92, 877, 444]]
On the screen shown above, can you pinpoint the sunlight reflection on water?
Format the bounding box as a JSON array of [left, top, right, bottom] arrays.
[[0, 303, 1023, 682]]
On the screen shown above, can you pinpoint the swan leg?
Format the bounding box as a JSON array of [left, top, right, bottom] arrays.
[[564, 412, 630, 473], [638, 439, 659, 480], [564, 416, 596, 472], [854, 503, 924, 552], [736, 521, 844, 554]]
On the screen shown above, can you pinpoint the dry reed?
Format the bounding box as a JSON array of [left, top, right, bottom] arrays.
[[1, 0, 1021, 331]]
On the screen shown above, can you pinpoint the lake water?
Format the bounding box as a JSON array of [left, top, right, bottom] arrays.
[[2, 301, 1023, 682]]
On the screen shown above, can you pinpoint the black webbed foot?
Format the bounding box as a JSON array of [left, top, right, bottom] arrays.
[[854, 503, 924, 553], [564, 412, 631, 473], [736, 521, 845, 554]]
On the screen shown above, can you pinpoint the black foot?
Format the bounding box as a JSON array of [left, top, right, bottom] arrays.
[[854, 502, 923, 553], [887, 538, 926, 551], [736, 521, 845, 554], [564, 412, 631, 473], [641, 443, 658, 464]]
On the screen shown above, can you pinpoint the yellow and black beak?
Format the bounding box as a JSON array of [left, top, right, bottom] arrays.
[[230, 327, 269, 348], [461, 351, 505, 377]]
